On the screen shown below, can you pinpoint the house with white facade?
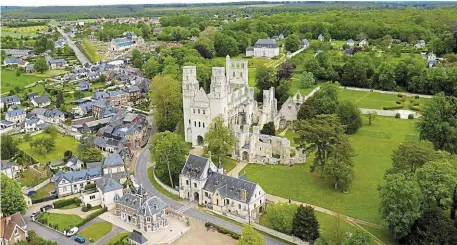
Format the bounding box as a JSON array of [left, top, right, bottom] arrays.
[[108, 32, 144, 51], [80, 177, 123, 209], [301, 39, 309, 49], [179, 155, 266, 222], [22, 118, 46, 133], [1, 95, 21, 108], [5, 109, 26, 124], [54, 167, 103, 197], [101, 153, 128, 184], [347, 39, 354, 47], [1, 161, 22, 179], [28, 108, 65, 124], [245, 39, 279, 58], [30, 96, 51, 107]]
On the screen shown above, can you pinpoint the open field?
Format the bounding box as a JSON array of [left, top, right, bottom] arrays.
[[29, 182, 54, 200], [103, 232, 130, 245], [1, 70, 67, 93], [17, 132, 79, 163], [242, 116, 419, 224], [78, 222, 113, 242], [81, 38, 105, 62], [18, 167, 52, 187], [211, 156, 237, 174], [37, 213, 83, 232], [2, 26, 48, 38]]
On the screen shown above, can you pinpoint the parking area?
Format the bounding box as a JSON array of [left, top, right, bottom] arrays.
[[172, 218, 236, 245]]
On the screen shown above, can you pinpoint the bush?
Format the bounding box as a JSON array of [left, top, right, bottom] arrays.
[[408, 114, 414, 119], [76, 207, 107, 227], [84, 183, 96, 190], [415, 95, 419, 99], [53, 197, 79, 209], [383, 105, 403, 110], [205, 222, 241, 240], [396, 101, 401, 104], [395, 113, 401, 118], [413, 102, 419, 106], [81, 206, 89, 212], [86, 204, 92, 209], [397, 93, 403, 98]]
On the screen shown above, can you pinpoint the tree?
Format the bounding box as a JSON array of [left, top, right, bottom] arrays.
[[292, 205, 320, 242], [376, 63, 396, 91], [313, 83, 339, 115], [295, 114, 347, 174], [1, 174, 27, 215], [79, 147, 103, 163], [34, 57, 48, 74], [150, 75, 182, 132], [214, 32, 239, 57], [416, 161, 457, 209], [255, 66, 276, 102], [237, 225, 264, 245], [150, 131, 188, 187], [266, 203, 295, 234], [195, 44, 213, 59], [379, 173, 423, 240], [142, 58, 160, 79], [276, 61, 294, 82], [389, 141, 439, 175], [418, 93, 457, 154], [297, 96, 317, 120], [285, 34, 301, 52], [324, 137, 355, 190], [73, 90, 84, 99], [260, 121, 275, 136], [367, 111, 377, 126], [344, 229, 373, 245], [1, 135, 18, 160], [337, 101, 362, 134], [44, 125, 58, 138], [30, 137, 55, 155], [55, 90, 64, 108], [300, 71, 315, 89], [204, 116, 236, 159]]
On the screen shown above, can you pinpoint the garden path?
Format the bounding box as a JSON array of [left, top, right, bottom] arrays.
[[49, 207, 102, 219]]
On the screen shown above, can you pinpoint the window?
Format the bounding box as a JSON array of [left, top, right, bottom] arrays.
[[198, 109, 200, 114], [90, 195, 95, 200], [203, 110, 205, 114], [194, 121, 196, 127], [203, 123, 205, 128], [147, 217, 150, 222], [80, 183, 83, 187], [186, 180, 189, 185], [198, 122, 201, 127], [193, 109, 195, 113], [226, 199, 230, 205], [238, 204, 241, 209], [205, 192, 208, 197], [194, 183, 197, 188], [189, 119, 191, 125], [63, 186, 67, 192]]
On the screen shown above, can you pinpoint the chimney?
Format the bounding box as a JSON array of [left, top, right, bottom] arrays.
[[241, 189, 247, 201]]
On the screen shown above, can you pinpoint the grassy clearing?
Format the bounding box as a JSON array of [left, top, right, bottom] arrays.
[[1, 70, 67, 93], [103, 232, 130, 245], [147, 167, 182, 201], [58, 203, 80, 210], [38, 213, 83, 232], [17, 132, 79, 163], [243, 116, 419, 224], [78, 222, 113, 242], [2, 26, 47, 38], [30, 182, 54, 200], [211, 156, 238, 174], [338, 89, 430, 110], [360, 224, 398, 245], [19, 167, 52, 187], [81, 38, 104, 62]]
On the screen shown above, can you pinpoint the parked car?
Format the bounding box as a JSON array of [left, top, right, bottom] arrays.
[[66, 227, 79, 237], [30, 211, 41, 220], [40, 204, 54, 212], [74, 236, 85, 243]]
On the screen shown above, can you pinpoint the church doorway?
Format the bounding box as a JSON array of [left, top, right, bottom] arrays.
[[193, 192, 199, 202], [242, 151, 249, 161], [259, 206, 263, 214], [197, 136, 204, 146]]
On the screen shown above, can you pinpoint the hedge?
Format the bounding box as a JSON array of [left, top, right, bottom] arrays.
[[53, 197, 81, 209], [84, 183, 96, 190], [408, 114, 414, 119], [395, 113, 401, 118], [76, 207, 107, 227], [383, 105, 403, 110], [205, 222, 240, 240]]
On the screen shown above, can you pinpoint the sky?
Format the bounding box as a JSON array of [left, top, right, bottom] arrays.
[[6, 0, 292, 7]]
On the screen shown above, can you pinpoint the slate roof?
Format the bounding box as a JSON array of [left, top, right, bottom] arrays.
[[129, 230, 148, 244], [301, 39, 309, 45], [137, 196, 169, 216], [54, 167, 102, 183], [43, 108, 64, 118], [1, 95, 21, 104], [127, 86, 140, 93], [95, 177, 123, 193], [6, 108, 25, 117], [4, 58, 22, 65], [103, 153, 124, 168], [32, 96, 51, 105], [1, 161, 18, 170], [347, 39, 354, 43], [48, 59, 67, 65], [254, 39, 279, 48], [27, 92, 38, 100], [116, 193, 142, 209], [0, 120, 14, 126], [246, 46, 254, 51], [181, 154, 210, 179], [203, 171, 258, 204], [92, 91, 109, 100]]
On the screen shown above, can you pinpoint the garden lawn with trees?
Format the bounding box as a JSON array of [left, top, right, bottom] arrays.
[[18, 168, 52, 187], [29, 182, 55, 200], [1, 69, 67, 94], [78, 222, 113, 242], [17, 132, 79, 163], [242, 115, 419, 225], [37, 213, 83, 232]]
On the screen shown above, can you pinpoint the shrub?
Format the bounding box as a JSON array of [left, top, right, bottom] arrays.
[[409, 104, 421, 111], [397, 93, 403, 98], [396, 101, 401, 104], [408, 114, 414, 119], [383, 105, 403, 110], [81, 206, 89, 212], [76, 207, 107, 227], [205, 222, 240, 240], [415, 95, 419, 99], [84, 183, 96, 190], [53, 197, 79, 208], [413, 102, 419, 106], [395, 113, 401, 118], [86, 204, 92, 209]]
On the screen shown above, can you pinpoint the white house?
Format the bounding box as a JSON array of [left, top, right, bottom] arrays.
[[301, 39, 309, 49], [415, 40, 426, 49], [318, 34, 324, 41], [179, 155, 266, 222], [30, 96, 51, 107], [29, 108, 65, 125], [80, 177, 123, 209], [1, 95, 21, 108], [245, 39, 280, 58], [54, 167, 103, 197], [5, 108, 26, 124], [358, 39, 369, 47], [347, 39, 354, 47], [23, 118, 46, 133], [1, 161, 22, 179]]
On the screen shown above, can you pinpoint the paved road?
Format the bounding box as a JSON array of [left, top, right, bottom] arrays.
[[55, 26, 90, 65], [134, 147, 286, 245]]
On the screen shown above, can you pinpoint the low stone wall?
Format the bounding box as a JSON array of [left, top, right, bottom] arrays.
[[22, 178, 51, 195], [153, 171, 179, 196], [252, 223, 309, 245], [167, 209, 190, 226], [359, 108, 421, 119]]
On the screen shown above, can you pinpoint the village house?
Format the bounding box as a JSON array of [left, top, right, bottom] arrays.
[[347, 39, 355, 47], [66, 154, 83, 170], [3, 49, 35, 58], [0, 95, 21, 108], [358, 39, 369, 47], [318, 34, 324, 41], [245, 39, 279, 58], [0, 212, 27, 245], [107, 90, 129, 106], [25, 64, 35, 73], [1, 161, 22, 179], [77, 80, 90, 91], [301, 39, 309, 49], [179, 155, 266, 222], [415, 40, 426, 49], [30, 96, 51, 107], [5, 108, 26, 124], [152, 28, 162, 35], [108, 32, 144, 51], [47, 59, 68, 69], [128, 230, 148, 245], [54, 167, 103, 197], [127, 86, 141, 104], [3, 58, 27, 67], [28, 108, 65, 124], [0, 120, 15, 133], [80, 177, 124, 209], [22, 118, 46, 133]]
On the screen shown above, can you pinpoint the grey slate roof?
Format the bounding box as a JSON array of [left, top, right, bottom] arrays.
[[96, 177, 123, 193], [43, 108, 64, 117], [6, 108, 25, 117], [54, 167, 102, 183], [32, 96, 51, 105], [137, 196, 169, 216], [116, 193, 142, 209], [129, 230, 148, 244], [181, 154, 210, 179], [203, 171, 258, 204], [1, 161, 18, 170], [301, 39, 309, 45], [103, 153, 124, 168], [1, 95, 21, 104], [254, 39, 278, 48]]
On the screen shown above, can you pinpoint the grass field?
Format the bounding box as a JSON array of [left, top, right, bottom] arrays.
[[243, 116, 419, 224], [78, 222, 113, 242], [38, 213, 83, 232], [103, 232, 130, 245], [17, 132, 79, 163], [29, 182, 54, 200], [2, 26, 47, 38], [147, 168, 182, 201], [1, 70, 67, 93], [19, 167, 52, 187], [211, 156, 237, 174], [338, 89, 430, 110], [81, 38, 104, 62]]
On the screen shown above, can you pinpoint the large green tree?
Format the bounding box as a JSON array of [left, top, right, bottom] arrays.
[[1, 174, 27, 215], [79, 147, 103, 163], [237, 225, 264, 245], [418, 93, 457, 154], [150, 75, 183, 132], [313, 83, 340, 115], [388, 140, 439, 175], [260, 121, 275, 136], [150, 131, 188, 188], [285, 34, 301, 52], [336, 101, 363, 134], [214, 32, 239, 57], [379, 173, 423, 240], [266, 203, 295, 234], [300, 71, 315, 89], [324, 136, 355, 190], [34, 57, 49, 74], [1, 135, 18, 160], [204, 116, 236, 159], [291, 205, 320, 242]]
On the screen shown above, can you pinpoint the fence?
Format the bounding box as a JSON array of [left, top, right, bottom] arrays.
[[153, 171, 179, 196]]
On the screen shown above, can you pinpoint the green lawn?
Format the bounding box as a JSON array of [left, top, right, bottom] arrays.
[[37, 213, 83, 232], [59, 203, 80, 210], [103, 232, 130, 245], [78, 222, 113, 242], [18, 168, 52, 187], [17, 132, 79, 163], [81, 38, 104, 62], [1, 70, 67, 93], [211, 156, 238, 174], [360, 224, 398, 245], [147, 168, 181, 201], [30, 182, 54, 200], [243, 116, 419, 224]]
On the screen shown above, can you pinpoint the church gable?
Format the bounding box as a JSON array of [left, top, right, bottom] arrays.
[[192, 88, 210, 107]]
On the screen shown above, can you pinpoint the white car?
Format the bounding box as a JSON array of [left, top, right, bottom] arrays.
[[66, 227, 79, 237]]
